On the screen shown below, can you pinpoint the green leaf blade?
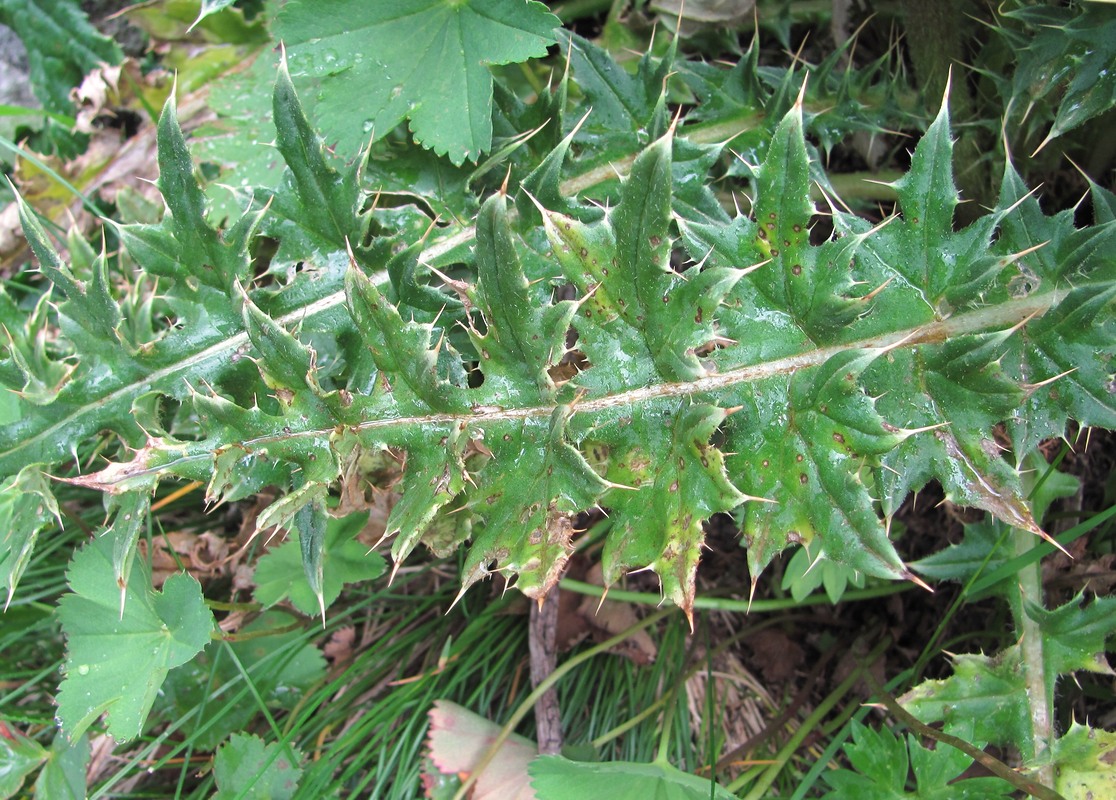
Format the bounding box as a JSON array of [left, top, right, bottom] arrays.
[[213, 733, 303, 800], [472, 193, 573, 403], [253, 511, 386, 617], [529, 755, 736, 800], [598, 403, 747, 618], [0, 465, 60, 608], [271, 58, 360, 249], [56, 534, 213, 741], [277, 0, 559, 163], [462, 409, 608, 600]]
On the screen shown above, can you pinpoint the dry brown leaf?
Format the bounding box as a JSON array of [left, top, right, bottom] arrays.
[[136, 531, 230, 587], [72, 64, 123, 133], [747, 628, 805, 684], [573, 564, 657, 665], [323, 626, 356, 666], [0, 61, 198, 273]]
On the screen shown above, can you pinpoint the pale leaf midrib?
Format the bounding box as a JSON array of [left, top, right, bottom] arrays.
[[107, 291, 1065, 489]]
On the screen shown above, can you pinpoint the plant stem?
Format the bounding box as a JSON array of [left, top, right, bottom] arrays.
[[653, 680, 678, 765], [560, 577, 912, 611], [1014, 525, 1055, 775]]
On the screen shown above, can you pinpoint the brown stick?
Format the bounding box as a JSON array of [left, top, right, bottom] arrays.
[[529, 590, 563, 755]]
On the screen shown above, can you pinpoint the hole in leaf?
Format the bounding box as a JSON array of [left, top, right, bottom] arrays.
[[670, 246, 692, 274], [93, 108, 142, 139], [549, 350, 588, 386], [548, 327, 588, 385], [359, 191, 438, 223], [694, 323, 734, 359], [466, 360, 485, 388], [250, 236, 279, 282]]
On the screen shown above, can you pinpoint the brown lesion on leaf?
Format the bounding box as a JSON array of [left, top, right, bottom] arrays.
[[274, 387, 295, 406]]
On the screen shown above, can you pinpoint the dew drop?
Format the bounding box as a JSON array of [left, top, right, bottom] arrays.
[[77, 664, 90, 676]]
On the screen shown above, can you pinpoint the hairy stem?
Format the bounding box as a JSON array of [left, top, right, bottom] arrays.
[[1014, 526, 1055, 776], [561, 578, 912, 611]]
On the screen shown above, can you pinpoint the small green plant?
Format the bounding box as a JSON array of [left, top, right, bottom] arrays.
[[1, 0, 1114, 797]]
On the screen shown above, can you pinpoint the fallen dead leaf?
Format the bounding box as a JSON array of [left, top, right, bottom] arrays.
[[573, 564, 657, 665], [323, 626, 356, 666], [137, 530, 230, 587], [747, 628, 805, 684]]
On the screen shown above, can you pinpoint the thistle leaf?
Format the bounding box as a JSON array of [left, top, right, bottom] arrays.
[[267, 55, 366, 264], [15, 194, 121, 347], [1052, 722, 1116, 800], [727, 347, 911, 582], [471, 193, 574, 403], [105, 491, 150, 618], [598, 403, 748, 619], [5, 36, 1114, 626], [346, 251, 470, 414], [151, 92, 243, 289], [994, 163, 1116, 453], [542, 131, 741, 389], [901, 595, 1116, 758], [382, 426, 469, 568], [0, 465, 59, 609], [462, 406, 609, 600]]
